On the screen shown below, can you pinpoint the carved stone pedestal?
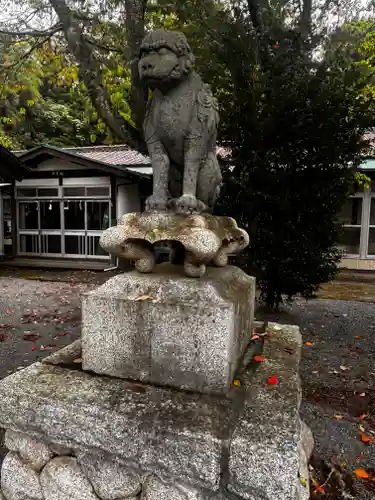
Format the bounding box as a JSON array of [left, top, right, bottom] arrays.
[[99, 212, 249, 278], [0, 324, 312, 500], [82, 263, 255, 395]]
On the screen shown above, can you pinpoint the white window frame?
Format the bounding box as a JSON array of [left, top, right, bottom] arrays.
[[15, 181, 111, 261], [367, 184, 375, 258], [342, 192, 366, 258]]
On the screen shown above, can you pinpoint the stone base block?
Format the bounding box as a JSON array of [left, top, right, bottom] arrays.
[[81, 264, 255, 395], [0, 323, 311, 500]]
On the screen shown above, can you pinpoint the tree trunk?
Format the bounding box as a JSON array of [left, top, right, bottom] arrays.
[[49, 0, 146, 151], [124, 0, 148, 133], [300, 0, 312, 38]]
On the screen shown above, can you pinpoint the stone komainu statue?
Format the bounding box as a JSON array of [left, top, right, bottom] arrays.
[[138, 29, 222, 214]]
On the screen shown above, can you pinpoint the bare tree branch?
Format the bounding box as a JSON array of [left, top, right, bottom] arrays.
[[300, 0, 312, 37], [1, 36, 53, 71], [0, 24, 62, 38]]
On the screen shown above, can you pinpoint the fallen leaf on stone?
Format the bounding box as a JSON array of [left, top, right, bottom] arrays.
[[359, 414, 367, 421], [233, 379, 241, 387], [334, 414, 345, 420], [359, 424, 366, 432], [134, 295, 153, 301], [73, 358, 82, 364], [31, 346, 36, 351], [359, 454, 365, 460], [354, 468, 369, 479], [254, 355, 265, 362], [7, 308, 12, 313], [355, 336, 361, 339], [340, 365, 350, 371], [40, 344, 55, 351], [53, 331, 69, 340], [305, 341, 313, 347], [360, 433, 373, 444], [370, 430, 375, 436], [23, 331, 40, 341], [312, 479, 325, 494], [267, 375, 278, 385], [299, 478, 307, 487]]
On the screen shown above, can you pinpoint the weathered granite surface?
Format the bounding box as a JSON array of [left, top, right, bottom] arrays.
[[0, 323, 311, 500], [4, 430, 53, 472], [0, 363, 232, 490], [228, 323, 311, 500], [1, 451, 43, 500], [100, 213, 249, 278], [40, 457, 99, 500], [138, 29, 222, 214], [81, 263, 255, 394]]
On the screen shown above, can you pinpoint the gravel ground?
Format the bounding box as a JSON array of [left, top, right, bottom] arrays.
[[258, 299, 375, 499], [0, 274, 374, 498]]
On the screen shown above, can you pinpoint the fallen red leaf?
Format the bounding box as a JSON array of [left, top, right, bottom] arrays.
[[360, 415, 366, 421], [359, 454, 365, 460], [254, 355, 265, 362], [355, 336, 361, 339], [313, 481, 325, 494], [0, 334, 8, 342], [354, 468, 369, 479], [23, 331, 40, 341], [361, 433, 373, 444], [7, 308, 12, 313], [31, 346, 36, 351], [267, 375, 278, 385]]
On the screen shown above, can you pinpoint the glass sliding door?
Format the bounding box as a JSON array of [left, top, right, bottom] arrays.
[[16, 181, 111, 260], [18, 200, 63, 256]]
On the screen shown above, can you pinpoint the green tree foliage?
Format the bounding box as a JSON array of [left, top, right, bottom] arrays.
[[0, 27, 132, 148], [325, 19, 375, 103], [217, 19, 375, 306]]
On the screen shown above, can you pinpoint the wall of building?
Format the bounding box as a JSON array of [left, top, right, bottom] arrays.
[[0, 189, 3, 256], [116, 182, 141, 219], [340, 258, 375, 271]]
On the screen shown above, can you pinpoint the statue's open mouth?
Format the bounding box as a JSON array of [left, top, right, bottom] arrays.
[[141, 64, 181, 82]]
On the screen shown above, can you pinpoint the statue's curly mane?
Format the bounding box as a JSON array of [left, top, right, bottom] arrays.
[[140, 29, 195, 76]]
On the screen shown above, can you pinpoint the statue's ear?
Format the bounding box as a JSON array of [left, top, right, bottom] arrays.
[[185, 59, 193, 72]]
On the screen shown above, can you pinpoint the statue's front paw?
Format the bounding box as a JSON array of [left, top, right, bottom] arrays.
[[174, 195, 206, 214], [145, 194, 168, 212]]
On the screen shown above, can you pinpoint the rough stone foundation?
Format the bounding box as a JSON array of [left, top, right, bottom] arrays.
[[0, 323, 312, 500]]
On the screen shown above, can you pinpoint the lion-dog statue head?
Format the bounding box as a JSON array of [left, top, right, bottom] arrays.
[[138, 30, 195, 89]]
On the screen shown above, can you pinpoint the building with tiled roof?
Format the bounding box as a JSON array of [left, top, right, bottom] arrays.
[[3, 140, 375, 272], [0, 143, 230, 269]]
